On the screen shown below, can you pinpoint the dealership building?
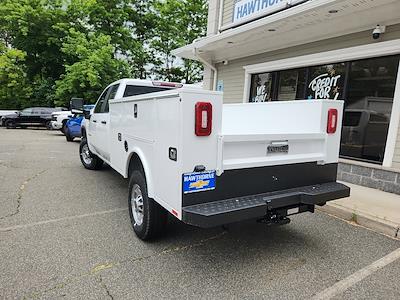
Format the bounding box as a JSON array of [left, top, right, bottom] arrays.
[[173, 0, 400, 194]]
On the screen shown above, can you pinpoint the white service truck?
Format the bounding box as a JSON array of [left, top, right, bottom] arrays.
[[80, 78, 350, 240]]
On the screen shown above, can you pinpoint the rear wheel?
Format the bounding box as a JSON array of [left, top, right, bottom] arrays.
[[5, 120, 16, 129], [79, 138, 103, 170], [128, 170, 167, 240]]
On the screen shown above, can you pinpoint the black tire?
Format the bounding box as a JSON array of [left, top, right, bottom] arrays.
[[61, 121, 68, 134], [5, 120, 16, 129], [65, 129, 74, 142], [79, 138, 103, 170], [45, 120, 52, 130], [128, 170, 167, 240]]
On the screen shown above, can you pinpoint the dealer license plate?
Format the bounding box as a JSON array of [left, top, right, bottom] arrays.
[[183, 170, 216, 194]]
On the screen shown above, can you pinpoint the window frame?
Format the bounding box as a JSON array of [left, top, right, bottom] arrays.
[[123, 85, 170, 98], [94, 87, 112, 114], [103, 84, 120, 113]]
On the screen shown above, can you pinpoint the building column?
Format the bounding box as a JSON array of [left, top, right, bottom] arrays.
[[202, 0, 220, 90]]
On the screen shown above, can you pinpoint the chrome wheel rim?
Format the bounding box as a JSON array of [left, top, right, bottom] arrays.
[[131, 184, 144, 226], [81, 144, 93, 165]]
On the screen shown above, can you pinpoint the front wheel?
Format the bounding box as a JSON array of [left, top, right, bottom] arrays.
[[128, 170, 167, 240], [65, 129, 74, 142], [79, 138, 103, 170], [5, 120, 16, 129]]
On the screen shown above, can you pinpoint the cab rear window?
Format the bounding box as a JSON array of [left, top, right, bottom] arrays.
[[123, 85, 170, 97]]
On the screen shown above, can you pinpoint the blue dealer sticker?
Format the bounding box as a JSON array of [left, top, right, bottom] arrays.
[[183, 170, 216, 194]]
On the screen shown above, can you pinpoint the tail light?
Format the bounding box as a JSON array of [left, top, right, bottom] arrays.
[[327, 109, 338, 134], [195, 102, 212, 136]]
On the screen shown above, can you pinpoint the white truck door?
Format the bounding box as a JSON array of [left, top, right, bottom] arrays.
[[90, 86, 112, 158], [92, 83, 120, 162]]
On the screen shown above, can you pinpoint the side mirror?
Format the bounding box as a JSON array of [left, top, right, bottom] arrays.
[[70, 98, 84, 111], [71, 109, 83, 115], [83, 109, 91, 120]]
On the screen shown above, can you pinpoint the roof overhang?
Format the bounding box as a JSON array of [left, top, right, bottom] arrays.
[[172, 0, 400, 63]]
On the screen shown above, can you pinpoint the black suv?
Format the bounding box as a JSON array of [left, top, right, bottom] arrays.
[[2, 107, 66, 129]]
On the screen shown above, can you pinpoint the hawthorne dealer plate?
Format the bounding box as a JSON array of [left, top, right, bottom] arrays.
[[183, 170, 216, 194]]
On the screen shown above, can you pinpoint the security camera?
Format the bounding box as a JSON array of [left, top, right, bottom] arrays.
[[372, 25, 386, 40], [222, 60, 229, 65]]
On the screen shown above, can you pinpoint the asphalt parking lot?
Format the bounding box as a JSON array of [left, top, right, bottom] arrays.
[[1, 128, 400, 299]]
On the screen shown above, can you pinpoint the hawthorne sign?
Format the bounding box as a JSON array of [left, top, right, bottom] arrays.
[[233, 0, 307, 25]]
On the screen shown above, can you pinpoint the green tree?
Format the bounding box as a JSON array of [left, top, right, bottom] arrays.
[[54, 29, 131, 106], [0, 0, 209, 109], [0, 0, 66, 107], [126, 0, 158, 78], [0, 43, 32, 109], [152, 0, 207, 83], [0, 0, 66, 81]]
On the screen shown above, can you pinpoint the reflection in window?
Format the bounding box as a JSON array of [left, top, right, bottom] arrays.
[[249, 72, 273, 102], [340, 55, 399, 163], [104, 84, 120, 113], [21, 108, 33, 115], [247, 55, 400, 165], [277, 68, 306, 100], [307, 63, 346, 100], [123, 85, 170, 97], [94, 87, 110, 113]]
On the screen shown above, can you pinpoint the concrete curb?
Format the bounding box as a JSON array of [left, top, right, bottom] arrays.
[[317, 203, 400, 239]]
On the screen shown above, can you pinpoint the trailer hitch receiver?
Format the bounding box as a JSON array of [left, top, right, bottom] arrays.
[[257, 212, 291, 226]]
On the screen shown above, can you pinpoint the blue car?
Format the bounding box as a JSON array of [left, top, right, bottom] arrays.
[[65, 105, 94, 142]]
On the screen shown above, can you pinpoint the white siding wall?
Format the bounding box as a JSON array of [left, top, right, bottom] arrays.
[[222, 0, 234, 27], [217, 24, 400, 104]]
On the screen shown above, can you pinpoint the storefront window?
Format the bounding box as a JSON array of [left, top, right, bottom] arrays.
[[277, 68, 306, 100], [248, 55, 400, 164], [307, 63, 346, 100], [340, 55, 399, 163], [249, 72, 273, 102]]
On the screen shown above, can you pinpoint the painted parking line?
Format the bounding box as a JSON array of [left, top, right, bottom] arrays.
[[0, 208, 127, 232], [312, 247, 400, 300]]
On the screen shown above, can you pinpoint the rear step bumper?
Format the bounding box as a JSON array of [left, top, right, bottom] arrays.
[[182, 182, 350, 228]]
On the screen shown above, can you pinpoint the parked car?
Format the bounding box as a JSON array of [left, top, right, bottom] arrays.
[[3, 107, 67, 129], [50, 110, 73, 133], [79, 79, 349, 240], [64, 105, 95, 141], [0, 110, 18, 126], [0, 110, 19, 127], [51, 98, 84, 133]]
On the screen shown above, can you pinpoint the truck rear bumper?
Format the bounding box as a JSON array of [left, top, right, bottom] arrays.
[[181, 182, 350, 228]]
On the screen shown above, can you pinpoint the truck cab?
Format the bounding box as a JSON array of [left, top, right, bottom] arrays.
[[80, 79, 349, 241]]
